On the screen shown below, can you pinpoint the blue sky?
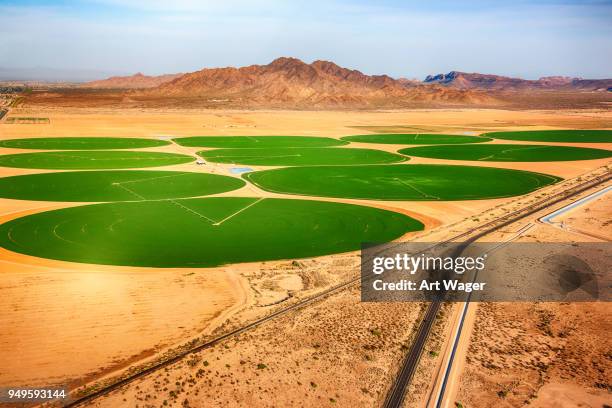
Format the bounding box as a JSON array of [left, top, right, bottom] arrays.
[[0, 0, 610, 80]]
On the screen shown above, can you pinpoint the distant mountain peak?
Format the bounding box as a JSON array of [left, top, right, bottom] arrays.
[[270, 56, 304, 64], [423, 71, 610, 91]]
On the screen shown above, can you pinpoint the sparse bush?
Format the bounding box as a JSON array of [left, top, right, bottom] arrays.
[[187, 355, 200, 367]]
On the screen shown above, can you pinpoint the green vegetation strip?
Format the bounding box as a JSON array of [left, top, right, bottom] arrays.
[[0, 170, 244, 201], [0, 137, 170, 150], [0, 198, 422, 267], [244, 164, 562, 201], [174, 136, 348, 148], [399, 144, 612, 162], [341, 133, 491, 145], [0, 150, 193, 169], [198, 147, 407, 166], [483, 130, 612, 143]]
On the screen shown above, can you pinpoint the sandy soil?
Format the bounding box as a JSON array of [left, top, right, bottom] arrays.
[[87, 287, 429, 408], [457, 301, 611, 408], [4, 106, 612, 139], [555, 189, 612, 241], [450, 185, 612, 408], [1, 105, 611, 404]]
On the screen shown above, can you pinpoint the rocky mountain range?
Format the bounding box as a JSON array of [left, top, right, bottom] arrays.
[[73, 58, 611, 108], [424, 71, 612, 91], [135, 57, 492, 107]]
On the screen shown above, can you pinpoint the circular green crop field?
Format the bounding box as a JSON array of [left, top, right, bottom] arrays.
[[174, 136, 348, 148], [0, 198, 422, 267], [0, 170, 245, 202], [399, 144, 612, 162], [341, 134, 491, 145], [483, 130, 612, 143], [244, 164, 562, 201], [0, 150, 194, 169], [0, 137, 170, 150], [198, 147, 406, 166]]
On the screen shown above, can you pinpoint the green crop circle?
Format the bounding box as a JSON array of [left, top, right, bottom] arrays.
[[0, 137, 170, 150], [0, 170, 245, 201], [341, 134, 491, 145], [483, 130, 612, 143], [174, 136, 348, 148], [244, 164, 562, 201], [198, 147, 406, 166], [399, 144, 612, 162], [0, 198, 423, 267], [0, 151, 194, 169]]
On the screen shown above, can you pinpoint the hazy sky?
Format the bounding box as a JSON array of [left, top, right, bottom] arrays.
[[1, 0, 611, 80]]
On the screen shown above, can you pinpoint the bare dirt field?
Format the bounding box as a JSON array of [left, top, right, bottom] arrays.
[[0, 103, 610, 406], [458, 301, 610, 408], [88, 288, 427, 408], [555, 190, 612, 241]]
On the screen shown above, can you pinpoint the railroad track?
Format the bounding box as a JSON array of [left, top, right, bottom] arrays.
[[58, 169, 610, 408], [382, 169, 611, 408]]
